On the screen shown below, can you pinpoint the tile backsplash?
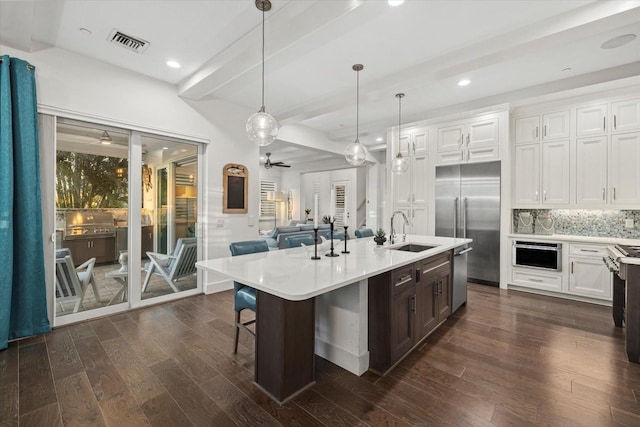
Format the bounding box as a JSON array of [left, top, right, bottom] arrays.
[[512, 209, 640, 239]]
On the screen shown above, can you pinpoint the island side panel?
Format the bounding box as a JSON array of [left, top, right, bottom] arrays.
[[255, 291, 315, 403], [368, 270, 393, 373], [626, 264, 640, 363], [315, 279, 369, 375]]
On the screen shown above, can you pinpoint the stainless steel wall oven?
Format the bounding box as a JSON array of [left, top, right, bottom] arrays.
[[512, 240, 562, 271]]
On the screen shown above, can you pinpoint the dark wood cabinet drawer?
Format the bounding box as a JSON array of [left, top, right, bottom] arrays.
[[392, 264, 415, 294]]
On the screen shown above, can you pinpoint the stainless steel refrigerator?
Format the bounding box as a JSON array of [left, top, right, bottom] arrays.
[[435, 161, 501, 308]]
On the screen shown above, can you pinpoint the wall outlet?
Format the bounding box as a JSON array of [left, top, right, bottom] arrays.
[[625, 219, 634, 229]]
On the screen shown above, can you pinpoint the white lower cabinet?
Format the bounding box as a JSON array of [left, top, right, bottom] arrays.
[[512, 268, 563, 292], [568, 243, 611, 300], [509, 239, 612, 303]]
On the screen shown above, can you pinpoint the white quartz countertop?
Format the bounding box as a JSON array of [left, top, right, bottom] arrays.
[[196, 235, 471, 301]]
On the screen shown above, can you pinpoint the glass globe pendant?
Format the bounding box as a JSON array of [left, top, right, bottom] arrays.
[[247, 106, 278, 146], [391, 93, 408, 174], [345, 64, 368, 166], [246, 0, 278, 146]]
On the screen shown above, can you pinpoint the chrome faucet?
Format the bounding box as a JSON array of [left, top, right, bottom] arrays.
[[390, 210, 411, 244]]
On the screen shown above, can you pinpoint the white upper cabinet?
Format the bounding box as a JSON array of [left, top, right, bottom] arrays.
[[391, 127, 429, 208], [515, 110, 569, 144], [541, 140, 570, 205], [413, 128, 429, 156], [576, 136, 607, 206], [513, 144, 540, 205], [610, 132, 640, 206], [612, 99, 640, 133], [436, 114, 500, 165], [542, 111, 570, 140], [467, 117, 499, 147], [436, 124, 464, 152], [576, 104, 608, 137], [515, 116, 540, 144]]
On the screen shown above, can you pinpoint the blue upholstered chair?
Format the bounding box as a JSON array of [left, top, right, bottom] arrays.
[[284, 234, 315, 248], [354, 228, 374, 238], [229, 240, 269, 353], [324, 230, 347, 241]]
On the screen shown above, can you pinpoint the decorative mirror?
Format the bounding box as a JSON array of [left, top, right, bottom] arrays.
[[223, 163, 248, 214]]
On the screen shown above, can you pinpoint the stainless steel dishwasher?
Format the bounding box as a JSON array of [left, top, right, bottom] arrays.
[[453, 246, 472, 312]]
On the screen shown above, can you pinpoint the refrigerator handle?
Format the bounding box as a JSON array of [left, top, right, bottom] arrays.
[[453, 197, 459, 238], [463, 197, 468, 239]]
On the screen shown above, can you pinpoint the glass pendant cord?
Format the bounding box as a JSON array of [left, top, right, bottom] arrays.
[[355, 67, 360, 142], [246, 0, 278, 146], [260, 6, 265, 111]]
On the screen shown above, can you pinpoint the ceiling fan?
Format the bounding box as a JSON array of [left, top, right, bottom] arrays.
[[264, 152, 291, 169]]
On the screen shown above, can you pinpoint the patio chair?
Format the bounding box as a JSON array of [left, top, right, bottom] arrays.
[[55, 253, 97, 313], [142, 237, 197, 293]]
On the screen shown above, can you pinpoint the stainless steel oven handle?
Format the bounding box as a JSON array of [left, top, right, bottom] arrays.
[[513, 244, 561, 251]]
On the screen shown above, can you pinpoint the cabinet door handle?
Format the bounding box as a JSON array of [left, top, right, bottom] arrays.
[[614, 114, 617, 130], [544, 125, 547, 138], [602, 188, 606, 201], [543, 190, 547, 201], [529, 278, 543, 282], [439, 280, 443, 295], [535, 190, 539, 202], [422, 261, 451, 275], [434, 283, 439, 296], [410, 295, 416, 314], [613, 187, 616, 201], [466, 133, 470, 144], [603, 117, 606, 131], [395, 275, 413, 287], [580, 249, 598, 253], [535, 126, 539, 139]]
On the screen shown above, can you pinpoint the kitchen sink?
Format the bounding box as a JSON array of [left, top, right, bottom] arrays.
[[388, 244, 437, 252]]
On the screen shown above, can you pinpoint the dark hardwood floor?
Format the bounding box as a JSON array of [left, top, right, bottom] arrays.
[[3, 284, 640, 426]]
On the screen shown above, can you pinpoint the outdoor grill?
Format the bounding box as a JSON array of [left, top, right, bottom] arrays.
[[62, 211, 116, 240]]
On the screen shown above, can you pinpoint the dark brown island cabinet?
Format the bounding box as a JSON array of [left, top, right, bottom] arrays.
[[368, 251, 452, 374]]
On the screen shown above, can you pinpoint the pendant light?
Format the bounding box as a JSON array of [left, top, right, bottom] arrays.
[[344, 64, 368, 166], [390, 93, 409, 174], [246, 0, 279, 146]]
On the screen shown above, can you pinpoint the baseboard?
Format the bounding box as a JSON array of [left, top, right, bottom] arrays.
[[204, 278, 233, 295], [315, 336, 369, 376]]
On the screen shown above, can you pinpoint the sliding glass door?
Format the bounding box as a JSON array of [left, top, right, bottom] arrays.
[[41, 116, 202, 326]]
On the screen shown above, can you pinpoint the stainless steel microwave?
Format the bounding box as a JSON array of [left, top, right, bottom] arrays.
[[512, 240, 562, 271]]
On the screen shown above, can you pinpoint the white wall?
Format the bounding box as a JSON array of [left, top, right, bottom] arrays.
[[1, 45, 261, 292]]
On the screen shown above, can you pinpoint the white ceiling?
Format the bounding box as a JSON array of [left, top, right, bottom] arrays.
[[2, 0, 640, 167]]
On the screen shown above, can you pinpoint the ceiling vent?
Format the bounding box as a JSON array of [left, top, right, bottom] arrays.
[[108, 29, 150, 53]]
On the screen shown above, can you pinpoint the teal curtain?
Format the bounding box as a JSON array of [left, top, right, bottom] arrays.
[[0, 55, 50, 350]]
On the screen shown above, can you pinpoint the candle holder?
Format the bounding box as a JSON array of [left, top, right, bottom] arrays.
[[341, 225, 350, 254], [325, 222, 339, 257], [311, 228, 321, 260]]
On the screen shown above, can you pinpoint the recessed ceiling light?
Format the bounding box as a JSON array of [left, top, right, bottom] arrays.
[[388, 0, 405, 6], [259, 156, 265, 161], [376, 137, 383, 142], [458, 79, 471, 87], [601, 34, 636, 49], [162, 147, 169, 150], [79, 27, 92, 36], [166, 60, 181, 69], [562, 67, 572, 72]]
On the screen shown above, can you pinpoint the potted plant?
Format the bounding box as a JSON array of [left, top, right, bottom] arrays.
[[322, 215, 332, 224], [374, 228, 387, 245], [305, 208, 311, 221]]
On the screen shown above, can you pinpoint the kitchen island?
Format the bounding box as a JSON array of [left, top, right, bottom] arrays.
[[196, 235, 470, 403]]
